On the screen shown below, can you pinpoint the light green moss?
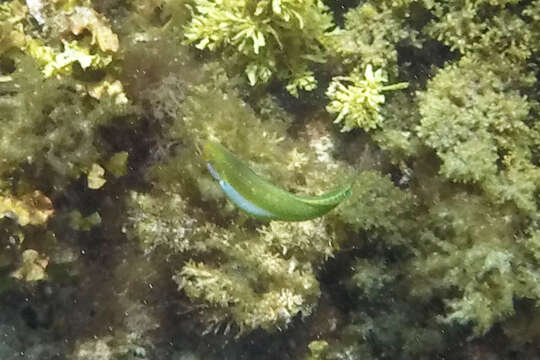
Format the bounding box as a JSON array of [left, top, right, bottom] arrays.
[[426, 0, 534, 60], [337, 170, 412, 237], [326, 65, 408, 132], [127, 204, 334, 333], [184, 0, 333, 94], [408, 192, 540, 335], [0, 0, 26, 55], [175, 233, 321, 333], [1, 0, 539, 355], [0, 55, 132, 187], [125, 191, 205, 254], [348, 258, 396, 299], [323, 1, 420, 73], [126, 182, 336, 333], [416, 54, 538, 216], [372, 92, 422, 163]]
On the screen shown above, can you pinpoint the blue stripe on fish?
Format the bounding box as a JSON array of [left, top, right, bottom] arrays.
[[218, 180, 277, 219], [209, 162, 277, 218]]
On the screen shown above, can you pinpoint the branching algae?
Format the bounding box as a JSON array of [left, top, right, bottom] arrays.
[[1, 0, 540, 358]]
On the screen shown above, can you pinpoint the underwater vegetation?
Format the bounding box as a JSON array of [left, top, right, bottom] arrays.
[[184, 0, 333, 95], [0, 0, 539, 359]]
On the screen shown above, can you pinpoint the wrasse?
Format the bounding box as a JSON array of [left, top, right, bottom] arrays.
[[202, 141, 351, 221]]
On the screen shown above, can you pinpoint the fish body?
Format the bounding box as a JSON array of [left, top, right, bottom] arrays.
[[203, 141, 351, 221]]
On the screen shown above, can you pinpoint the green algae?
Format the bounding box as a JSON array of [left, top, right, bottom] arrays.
[[0, 0, 538, 359]]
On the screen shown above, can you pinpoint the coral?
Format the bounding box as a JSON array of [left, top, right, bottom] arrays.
[[184, 0, 333, 94], [326, 65, 408, 132]]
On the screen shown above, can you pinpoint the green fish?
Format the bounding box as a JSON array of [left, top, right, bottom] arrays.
[[203, 141, 352, 221]]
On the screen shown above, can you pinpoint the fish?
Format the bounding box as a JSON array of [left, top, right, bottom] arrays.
[[202, 141, 351, 221]]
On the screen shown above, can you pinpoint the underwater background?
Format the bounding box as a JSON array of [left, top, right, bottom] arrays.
[[0, 0, 539, 358]]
